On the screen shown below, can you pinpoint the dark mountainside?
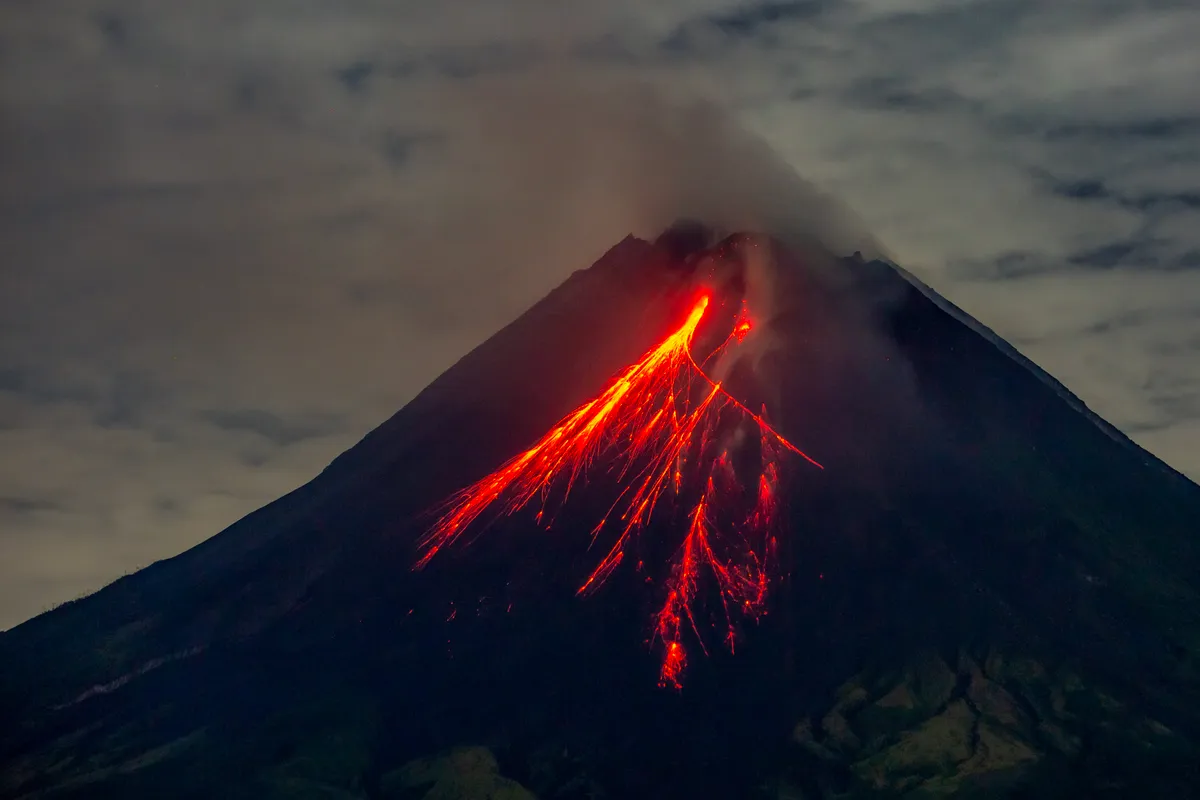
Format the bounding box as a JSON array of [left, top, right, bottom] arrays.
[[3, 224, 1200, 799]]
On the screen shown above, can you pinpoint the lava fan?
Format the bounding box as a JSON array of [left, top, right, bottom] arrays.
[[416, 285, 822, 688]]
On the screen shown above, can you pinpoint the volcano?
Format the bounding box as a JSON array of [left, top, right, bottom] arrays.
[[3, 224, 1200, 799]]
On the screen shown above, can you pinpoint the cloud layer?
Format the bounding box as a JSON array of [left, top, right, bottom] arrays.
[[2, 0, 1198, 629]]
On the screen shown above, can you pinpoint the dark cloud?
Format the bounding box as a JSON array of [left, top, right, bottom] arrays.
[[1042, 117, 1200, 143], [1049, 178, 1111, 202], [199, 409, 344, 448], [0, 497, 63, 516], [1040, 172, 1200, 212], [1068, 240, 1145, 270], [94, 13, 131, 51], [1067, 238, 1200, 271], [0, 368, 30, 392], [660, 2, 834, 56], [153, 496, 183, 515], [948, 252, 1060, 282], [703, 1, 831, 36], [841, 77, 975, 114], [335, 60, 376, 93], [1132, 193, 1200, 213], [380, 130, 442, 168]]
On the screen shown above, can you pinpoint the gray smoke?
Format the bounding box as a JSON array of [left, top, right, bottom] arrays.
[[424, 67, 888, 280]]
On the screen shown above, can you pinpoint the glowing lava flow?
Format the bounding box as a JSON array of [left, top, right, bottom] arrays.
[[416, 291, 821, 688]]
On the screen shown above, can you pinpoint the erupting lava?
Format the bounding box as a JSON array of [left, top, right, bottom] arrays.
[[416, 289, 821, 688]]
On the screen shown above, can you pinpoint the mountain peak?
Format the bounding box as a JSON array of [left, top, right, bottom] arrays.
[[2, 226, 1199, 798]]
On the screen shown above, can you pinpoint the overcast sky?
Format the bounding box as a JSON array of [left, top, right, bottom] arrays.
[[2, 0, 1199, 630]]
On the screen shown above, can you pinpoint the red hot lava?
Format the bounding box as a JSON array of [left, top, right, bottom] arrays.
[[416, 289, 821, 688]]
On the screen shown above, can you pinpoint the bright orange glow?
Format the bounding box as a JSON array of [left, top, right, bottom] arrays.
[[416, 290, 821, 688]]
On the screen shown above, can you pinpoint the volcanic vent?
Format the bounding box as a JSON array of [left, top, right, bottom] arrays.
[[415, 232, 823, 688]]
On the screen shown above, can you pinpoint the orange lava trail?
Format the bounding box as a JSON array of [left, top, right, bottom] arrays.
[[416, 295, 712, 569], [416, 290, 821, 687], [652, 423, 785, 688]]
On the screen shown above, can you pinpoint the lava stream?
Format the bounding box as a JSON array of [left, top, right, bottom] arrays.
[[416, 291, 821, 687]]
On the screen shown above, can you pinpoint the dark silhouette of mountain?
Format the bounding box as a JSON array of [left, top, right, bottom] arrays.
[[3, 224, 1199, 799]]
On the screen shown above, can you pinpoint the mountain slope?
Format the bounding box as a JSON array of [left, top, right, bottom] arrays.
[[2, 226, 1199, 799]]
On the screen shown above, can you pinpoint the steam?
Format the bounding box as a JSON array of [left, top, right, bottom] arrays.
[[418, 68, 887, 301]]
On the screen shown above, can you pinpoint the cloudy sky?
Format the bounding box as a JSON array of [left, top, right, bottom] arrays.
[[2, 0, 1199, 630]]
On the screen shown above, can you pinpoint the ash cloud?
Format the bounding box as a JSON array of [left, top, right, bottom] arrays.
[[428, 70, 887, 278]]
